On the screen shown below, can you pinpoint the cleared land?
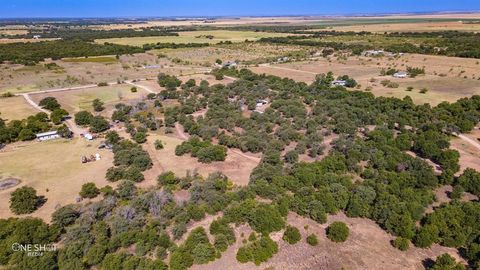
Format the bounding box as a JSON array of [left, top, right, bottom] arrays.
[[141, 133, 260, 187], [95, 30, 293, 46], [0, 138, 114, 221], [0, 96, 39, 121], [191, 212, 463, 270], [251, 53, 480, 105], [29, 84, 146, 114]]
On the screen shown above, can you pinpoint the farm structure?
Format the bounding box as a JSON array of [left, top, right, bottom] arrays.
[[36, 131, 60, 141]]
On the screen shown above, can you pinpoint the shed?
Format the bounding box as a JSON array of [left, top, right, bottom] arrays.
[[36, 131, 60, 141]]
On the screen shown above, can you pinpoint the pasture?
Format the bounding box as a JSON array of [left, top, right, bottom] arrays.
[[250, 53, 480, 105], [95, 30, 293, 46], [0, 138, 114, 221], [29, 84, 146, 114], [0, 96, 39, 121]]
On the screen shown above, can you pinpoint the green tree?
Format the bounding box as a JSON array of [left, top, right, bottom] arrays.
[[10, 186, 41, 214], [283, 225, 301, 244], [326, 222, 349, 243], [79, 182, 100, 198], [74, 110, 93, 126], [39, 97, 61, 111], [429, 253, 465, 270], [392, 237, 410, 251], [92, 98, 105, 112], [306, 233, 318, 246]]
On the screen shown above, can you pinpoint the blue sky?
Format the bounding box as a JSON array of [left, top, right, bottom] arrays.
[[1, 0, 480, 18]]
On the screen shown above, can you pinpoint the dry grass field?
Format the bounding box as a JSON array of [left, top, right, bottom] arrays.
[[191, 212, 463, 270], [29, 84, 146, 114], [0, 138, 114, 221], [251, 53, 480, 105], [0, 96, 39, 121], [95, 30, 293, 46], [0, 53, 209, 94], [156, 43, 307, 66], [330, 20, 480, 32], [140, 133, 260, 187]]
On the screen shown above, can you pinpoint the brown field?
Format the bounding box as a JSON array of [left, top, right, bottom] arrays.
[[0, 53, 209, 94], [140, 133, 260, 187], [0, 96, 39, 121], [156, 43, 306, 66], [29, 85, 146, 114], [0, 138, 114, 221], [451, 128, 480, 173], [0, 38, 59, 44], [330, 21, 480, 32], [251, 53, 480, 105], [191, 212, 464, 270]]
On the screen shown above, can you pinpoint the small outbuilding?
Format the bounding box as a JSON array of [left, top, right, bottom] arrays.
[[393, 72, 408, 78], [331, 80, 347, 86], [36, 131, 60, 141]]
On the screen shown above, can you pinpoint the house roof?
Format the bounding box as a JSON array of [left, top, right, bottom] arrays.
[[36, 131, 58, 137]]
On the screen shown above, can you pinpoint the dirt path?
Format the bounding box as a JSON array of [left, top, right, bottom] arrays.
[[259, 63, 318, 75], [21, 93, 86, 135], [457, 134, 480, 151], [125, 80, 156, 94]]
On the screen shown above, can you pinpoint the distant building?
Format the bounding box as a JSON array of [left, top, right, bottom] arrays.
[[393, 72, 408, 78], [32, 35, 41, 39], [277, 56, 290, 62], [363, 50, 385, 56], [84, 133, 94, 141], [331, 80, 347, 86], [223, 61, 238, 69], [36, 131, 60, 141], [142, 65, 161, 69]]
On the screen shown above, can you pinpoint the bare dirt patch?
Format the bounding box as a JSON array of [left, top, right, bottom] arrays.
[[193, 212, 464, 270], [0, 178, 21, 191]]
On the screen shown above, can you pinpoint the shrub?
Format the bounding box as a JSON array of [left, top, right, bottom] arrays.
[[282, 225, 301, 244], [154, 139, 164, 150], [392, 237, 410, 251], [52, 205, 79, 227], [92, 98, 105, 112], [130, 87, 137, 92], [429, 253, 465, 270], [326, 222, 349, 243], [306, 233, 318, 246], [74, 110, 93, 126], [39, 97, 61, 111], [236, 236, 278, 265], [79, 182, 100, 198], [10, 186, 41, 214], [420, 88, 429, 94]]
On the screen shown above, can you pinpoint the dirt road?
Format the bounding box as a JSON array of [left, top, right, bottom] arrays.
[[458, 133, 480, 151]]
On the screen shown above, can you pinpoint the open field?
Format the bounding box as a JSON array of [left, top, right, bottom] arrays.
[[95, 30, 293, 46], [29, 84, 146, 114], [156, 43, 307, 66], [329, 20, 480, 32], [192, 212, 463, 270], [0, 53, 209, 94], [0, 96, 39, 121], [141, 133, 260, 187], [451, 127, 480, 173], [251, 53, 480, 105], [0, 38, 59, 44], [0, 138, 114, 221], [62, 56, 118, 63]]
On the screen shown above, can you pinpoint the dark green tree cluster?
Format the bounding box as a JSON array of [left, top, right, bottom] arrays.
[[106, 139, 152, 183], [175, 136, 227, 163]]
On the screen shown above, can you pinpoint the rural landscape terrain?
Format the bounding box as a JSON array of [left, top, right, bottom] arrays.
[[1, 10, 480, 270]]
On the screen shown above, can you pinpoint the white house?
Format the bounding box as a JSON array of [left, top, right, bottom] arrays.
[[33, 35, 41, 39], [331, 80, 347, 86], [36, 131, 60, 141], [393, 72, 408, 78]]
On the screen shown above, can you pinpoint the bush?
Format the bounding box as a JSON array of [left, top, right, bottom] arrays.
[[282, 225, 301, 244], [79, 182, 100, 198], [420, 88, 429, 94], [306, 233, 318, 246], [52, 206, 79, 227], [92, 98, 105, 112], [39, 97, 61, 111], [236, 236, 278, 265], [10, 186, 41, 214], [89, 115, 110, 133], [429, 253, 465, 270], [154, 139, 164, 150], [326, 222, 349, 243], [130, 87, 137, 92], [392, 237, 410, 251], [74, 110, 94, 126]]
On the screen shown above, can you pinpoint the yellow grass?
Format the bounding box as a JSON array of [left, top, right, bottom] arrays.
[[95, 30, 292, 46], [62, 56, 118, 63], [0, 96, 39, 121], [30, 85, 146, 114], [0, 138, 114, 221]]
